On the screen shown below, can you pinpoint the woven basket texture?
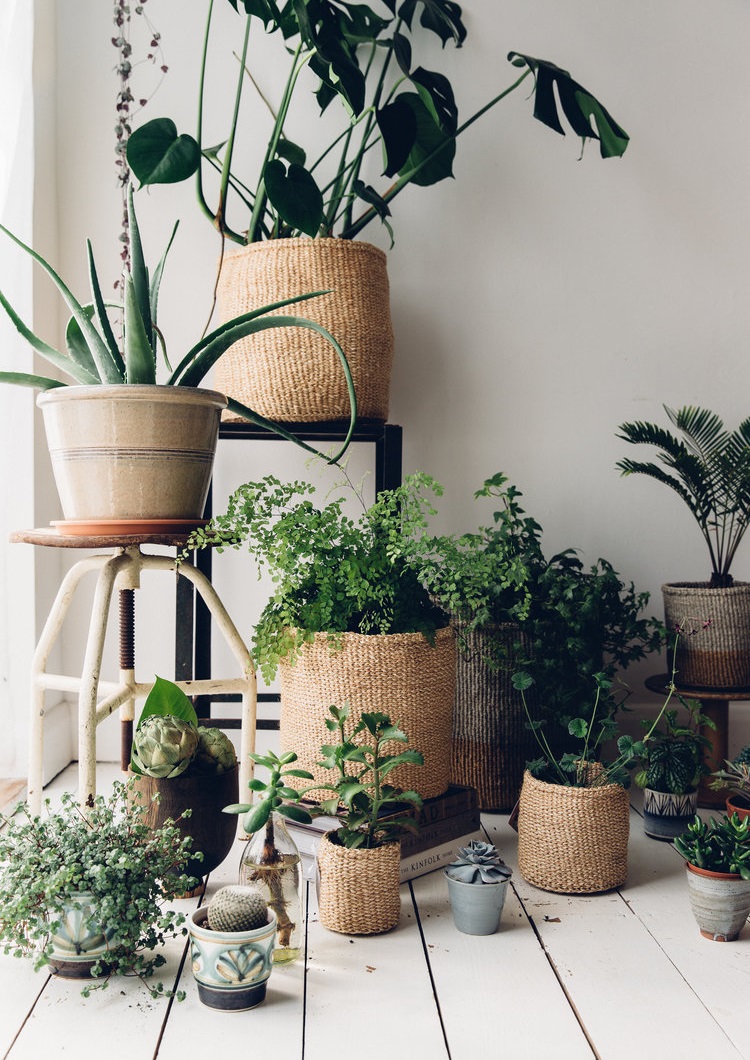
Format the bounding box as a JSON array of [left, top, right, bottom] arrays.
[[317, 833, 401, 934], [279, 627, 456, 801], [450, 622, 536, 811], [214, 238, 393, 422], [662, 582, 750, 689], [517, 770, 630, 894]]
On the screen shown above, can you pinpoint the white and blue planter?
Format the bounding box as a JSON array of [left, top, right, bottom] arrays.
[[188, 906, 277, 1011], [643, 788, 698, 842]]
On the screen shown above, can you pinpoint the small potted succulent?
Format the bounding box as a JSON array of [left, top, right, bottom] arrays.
[[444, 841, 513, 936], [616, 405, 750, 688], [710, 746, 750, 821], [188, 885, 276, 1011], [0, 780, 197, 995], [129, 676, 240, 881], [673, 813, 750, 941], [634, 700, 714, 841]]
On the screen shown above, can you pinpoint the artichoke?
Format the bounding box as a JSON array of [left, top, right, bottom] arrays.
[[132, 715, 199, 778], [192, 726, 238, 775], [445, 840, 512, 884]]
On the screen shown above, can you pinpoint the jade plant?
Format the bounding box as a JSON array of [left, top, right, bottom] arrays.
[[0, 187, 355, 461], [616, 406, 750, 587], [127, 1, 629, 244], [130, 676, 238, 779], [674, 813, 750, 878], [0, 781, 198, 997], [445, 841, 512, 885]]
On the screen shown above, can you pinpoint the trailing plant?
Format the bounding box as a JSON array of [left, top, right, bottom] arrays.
[[674, 813, 750, 879], [130, 676, 238, 779], [616, 405, 750, 587], [186, 471, 451, 683], [445, 841, 512, 885], [634, 700, 714, 796], [227, 705, 424, 850], [0, 780, 198, 997], [126, 1, 630, 245], [0, 188, 355, 462]]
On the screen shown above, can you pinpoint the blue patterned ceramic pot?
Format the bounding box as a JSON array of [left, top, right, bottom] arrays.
[[643, 788, 698, 841], [188, 906, 276, 1011], [48, 891, 119, 978]]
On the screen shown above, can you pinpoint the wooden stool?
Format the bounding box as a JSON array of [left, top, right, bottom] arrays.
[[11, 528, 257, 815]]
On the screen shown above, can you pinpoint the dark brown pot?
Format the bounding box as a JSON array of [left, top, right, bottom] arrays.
[[128, 765, 239, 880]]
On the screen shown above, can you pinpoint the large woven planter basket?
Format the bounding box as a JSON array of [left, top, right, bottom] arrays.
[[451, 621, 535, 811], [214, 238, 393, 422], [517, 770, 630, 894], [317, 832, 401, 935], [662, 582, 750, 689], [279, 627, 456, 800]]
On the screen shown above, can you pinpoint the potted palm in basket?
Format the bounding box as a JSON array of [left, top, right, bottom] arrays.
[[616, 405, 750, 689]]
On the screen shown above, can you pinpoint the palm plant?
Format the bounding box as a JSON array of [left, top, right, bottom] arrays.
[[616, 406, 750, 587]]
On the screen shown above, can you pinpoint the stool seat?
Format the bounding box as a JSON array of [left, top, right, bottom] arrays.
[[13, 529, 257, 817]]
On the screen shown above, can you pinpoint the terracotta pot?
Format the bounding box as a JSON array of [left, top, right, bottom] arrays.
[[726, 792, 750, 822], [316, 832, 401, 935], [214, 238, 393, 422], [37, 384, 226, 523], [685, 862, 750, 941], [127, 765, 239, 882]]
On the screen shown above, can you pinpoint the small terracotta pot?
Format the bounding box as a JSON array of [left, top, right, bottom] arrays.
[[726, 793, 750, 823], [685, 862, 750, 941]]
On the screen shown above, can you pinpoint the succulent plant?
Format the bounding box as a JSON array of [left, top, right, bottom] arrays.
[[131, 714, 199, 778], [733, 746, 750, 768], [445, 841, 513, 885], [711, 756, 750, 802], [192, 726, 238, 775], [207, 886, 268, 933]]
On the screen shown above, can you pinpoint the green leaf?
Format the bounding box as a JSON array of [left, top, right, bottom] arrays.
[[396, 93, 456, 187], [278, 803, 313, 824], [263, 160, 324, 237], [243, 801, 272, 834], [123, 275, 156, 383], [86, 243, 124, 377], [568, 718, 589, 739], [222, 802, 252, 814], [137, 676, 199, 729], [0, 288, 98, 385], [0, 371, 68, 391], [127, 118, 201, 186]]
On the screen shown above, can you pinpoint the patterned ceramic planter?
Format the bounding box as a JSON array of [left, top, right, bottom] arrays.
[[37, 384, 226, 526], [444, 874, 510, 935], [48, 892, 119, 978], [685, 863, 750, 941], [642, 788, 698, 841], [188, 906, 276, 1010]]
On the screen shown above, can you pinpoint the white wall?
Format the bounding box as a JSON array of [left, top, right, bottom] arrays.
[[2, 0, 750, 769]]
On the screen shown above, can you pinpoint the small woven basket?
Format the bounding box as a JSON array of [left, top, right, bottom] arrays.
[[215, 238, 394, 422], [517, 769, 630, 894], [280, 627, 456, 800], [316, 833, 401, 935], [450, 621, 536, 811], [662, 582, 750, 689]]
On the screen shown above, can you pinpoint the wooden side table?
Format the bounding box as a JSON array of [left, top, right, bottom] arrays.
[[11, 528, 257, 815], [645, 673, 750, 808]]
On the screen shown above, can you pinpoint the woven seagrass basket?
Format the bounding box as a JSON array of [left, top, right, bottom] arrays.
[[517, 769, 630, 894], [279, 627, 456, 800], [214, 238, 394, 422], [662, 582, 750, 689], [317, 833, 401, 935], [451, 621, 536, 811]]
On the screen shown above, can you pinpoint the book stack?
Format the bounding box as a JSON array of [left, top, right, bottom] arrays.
[[286, 784, 483, 883]]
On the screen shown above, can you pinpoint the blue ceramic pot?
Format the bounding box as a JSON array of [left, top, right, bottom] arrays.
[[188, 906, 276, 1011], [445, 873, 510, 935]]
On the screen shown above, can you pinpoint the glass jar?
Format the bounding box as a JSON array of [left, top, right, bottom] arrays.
[[239, 811, 303, 964]]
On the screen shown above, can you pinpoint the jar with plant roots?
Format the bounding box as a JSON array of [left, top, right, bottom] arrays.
[[239, 811, 303, 963]]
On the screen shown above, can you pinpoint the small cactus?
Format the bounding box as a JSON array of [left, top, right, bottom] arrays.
[[207, 886, 268, 933]]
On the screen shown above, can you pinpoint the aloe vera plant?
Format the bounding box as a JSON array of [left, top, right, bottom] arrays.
[[0, 187, 356, 461]]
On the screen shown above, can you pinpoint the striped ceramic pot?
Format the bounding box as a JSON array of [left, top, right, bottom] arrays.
[[642, 788, 698, 841]]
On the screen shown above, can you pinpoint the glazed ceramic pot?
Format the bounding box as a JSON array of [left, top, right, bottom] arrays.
[[47, 892, 119, 978], [685, 863, 750, 941], [37, 384, 226, 525], [444, 873, 510, 935], [188, 906, 277, 1010], [642, 788, 698, 841]]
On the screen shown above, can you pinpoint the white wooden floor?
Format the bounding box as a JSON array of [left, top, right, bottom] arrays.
[[1, 764, 749, 1060]]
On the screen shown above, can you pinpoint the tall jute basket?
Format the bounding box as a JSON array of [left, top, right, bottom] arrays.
[[279, 627, 457, 800], [214, 238, 394, 422], [662, 582, 750, 689], [451, 621, 536, 812], [317, 833, 401, 935], [517, 769, 630, 894]]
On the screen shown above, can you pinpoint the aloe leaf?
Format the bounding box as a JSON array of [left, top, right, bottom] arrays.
[[0, 220, 121, 383], [0, 288, 98, 385], [0, 371, 67, 390], [87, 242, 125, 377], [123, 274, 156, 383], [65, 314, 110, 382], [126, 186, 154, 354], [149, 220, 179, 332], [225, 396, 352, 464]]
